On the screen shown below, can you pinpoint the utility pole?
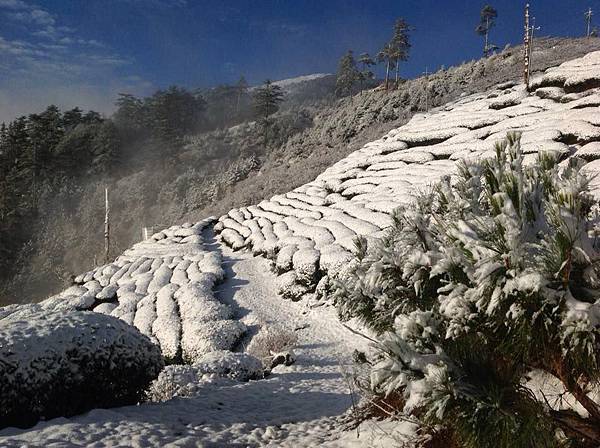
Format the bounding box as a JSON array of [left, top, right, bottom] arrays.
[[31, 141, 37, 209], [423, 67, 430, 112], [524, 4, 531, 90], [104, 187, 110, 263], [585, 7, 593, 37]]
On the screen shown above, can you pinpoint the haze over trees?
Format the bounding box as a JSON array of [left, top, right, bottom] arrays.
[[0, 80, 292, 299]]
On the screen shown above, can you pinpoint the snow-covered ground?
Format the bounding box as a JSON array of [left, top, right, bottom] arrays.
[[215, 50, 600, 302], [0, 240, 391, 447], [3, 50, 600, 446]]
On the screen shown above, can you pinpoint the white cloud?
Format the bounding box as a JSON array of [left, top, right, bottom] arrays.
[[0, 0, 154, 122], [119, 0, 188, 7], [0, 0, 29, 10]]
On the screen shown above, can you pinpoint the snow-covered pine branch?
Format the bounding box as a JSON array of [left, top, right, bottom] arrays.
[[334, 133, 600, 447]]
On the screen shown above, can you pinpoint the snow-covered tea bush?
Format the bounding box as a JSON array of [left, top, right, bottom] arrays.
[[246, 324, 298, 368], [0, 309, 164, 429], [335, 133, 600, 447], [146, 351, 264, 402]]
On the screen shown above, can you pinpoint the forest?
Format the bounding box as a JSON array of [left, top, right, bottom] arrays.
[[0, 81, 292, 298]]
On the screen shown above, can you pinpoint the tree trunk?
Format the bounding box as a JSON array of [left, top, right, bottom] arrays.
[[541, 355, 600, 446], [484, 17, 489, 57], [384, 60, 390, 90], [395, 57, 400, 87], [551, 409, 600, 446]]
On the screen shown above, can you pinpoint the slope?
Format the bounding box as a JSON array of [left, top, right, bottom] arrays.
[[2, 48, 600, 447]]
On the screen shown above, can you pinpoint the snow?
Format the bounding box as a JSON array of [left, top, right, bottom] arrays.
[[32, 218, 241, 365], [577, 141, 600, 160], [270, 73, 332, 88], [5, 49, 600, 446], [0, 245, 382, 447]]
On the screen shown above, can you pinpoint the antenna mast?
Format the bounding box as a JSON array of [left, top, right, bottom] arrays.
[[423, 67, 430, 112], [585, 7, 593, 37], [524, 4, 531, 89]]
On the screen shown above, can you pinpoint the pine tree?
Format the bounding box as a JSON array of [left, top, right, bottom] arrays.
[[476, 5, 498, 57], [252, 80, 285, 145], [252, 80, 284, 120], [377, 43, 396, 90], [389, 18, 412, 87], [62, 107, 83, 131], [335, 50, 360, 97], [335, 134, 600, 447], [235, 76, 249, 115], [358, 53, 376, 92]]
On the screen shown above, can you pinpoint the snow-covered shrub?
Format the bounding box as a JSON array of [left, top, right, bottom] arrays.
[[146, 351, 264, 402], [146, 363, 202, 402], [195, 350, 263, 380], [0, 309, 163, 429], [334, 133, 600, 447], [247, 324, 298, 368]]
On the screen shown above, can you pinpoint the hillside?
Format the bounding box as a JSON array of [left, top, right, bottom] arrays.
[[2, 46, 600, 446], [3, 37, 599, 307]]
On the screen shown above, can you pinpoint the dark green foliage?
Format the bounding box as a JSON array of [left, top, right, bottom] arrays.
[[252, 80, 285, 120], [0, 106, 117, 285], [335, 50, 361, 97], [335, 135, 600, 446], [252, 80, 285, 145], [476, 5, 499, 57], [358, 52, 376, 91], [378, 18, 412, 89], [114, 87, 206, 149]]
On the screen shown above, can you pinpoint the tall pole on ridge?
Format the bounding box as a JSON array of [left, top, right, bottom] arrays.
[[104, 187, 110, 264], [423, 67, 430, 112], [524, 3, 531, 90], [585, 8, 593, 37]]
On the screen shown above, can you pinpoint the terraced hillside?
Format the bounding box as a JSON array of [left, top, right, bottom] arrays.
[[214, 50, 600, 305], [2, 50, 600, 446]]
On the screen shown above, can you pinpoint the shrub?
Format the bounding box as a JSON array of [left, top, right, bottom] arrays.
[[146, 351, 264, 402], [334, 134, 600, 447], [246, 324, 298, 368], [0, 309, 164, 429]]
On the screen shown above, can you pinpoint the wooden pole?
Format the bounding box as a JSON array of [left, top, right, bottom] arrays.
[[524, 4, 531, 90], [104, 187, 110, 263], [423, 67, 430, 112]]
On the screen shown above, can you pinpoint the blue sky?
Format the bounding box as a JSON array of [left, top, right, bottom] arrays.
[[0, 0, 598, 122]]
